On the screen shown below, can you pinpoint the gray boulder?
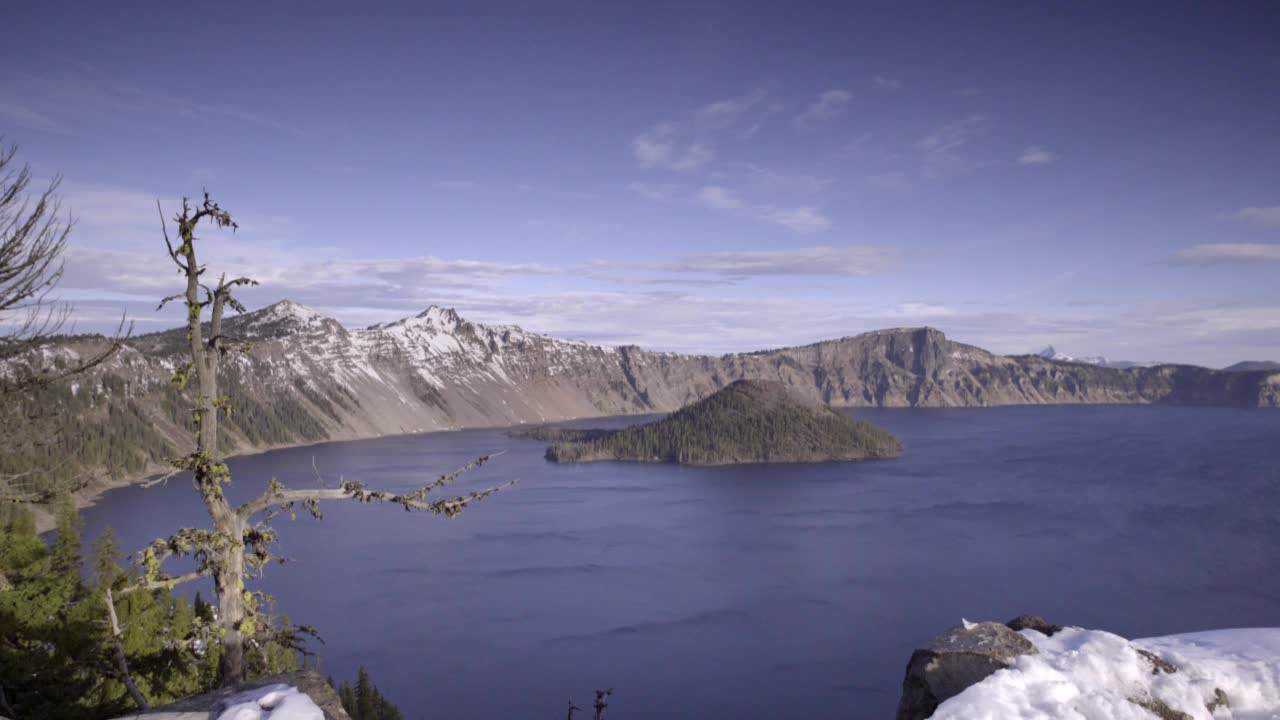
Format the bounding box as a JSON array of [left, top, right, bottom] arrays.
[[1005, 614, 1063, 637], [896, 621, 1038, 720]]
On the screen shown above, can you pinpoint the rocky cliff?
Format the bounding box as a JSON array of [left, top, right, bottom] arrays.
[[5, 302, 1277, 496]]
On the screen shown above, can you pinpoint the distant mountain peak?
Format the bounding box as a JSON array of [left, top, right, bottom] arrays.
[[1037, 345, 1109, 366], [260, 300, 326, 323], [415, 305, 462, 327]]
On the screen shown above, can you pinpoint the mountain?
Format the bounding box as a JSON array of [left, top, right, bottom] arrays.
[[1223, 360, 1280, 373], [1036, 346, 1159, 370], [525, 379, 902, 465], [4, 302, 1278, 496], [1037, 346, 1109, 366]]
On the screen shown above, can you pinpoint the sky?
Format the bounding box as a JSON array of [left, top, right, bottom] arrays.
[[2, 2, 1278, 366]]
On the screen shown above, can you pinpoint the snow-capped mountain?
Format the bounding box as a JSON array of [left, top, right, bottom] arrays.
[[1037, 345, 1110, 366], [7, 302, 1278, 492], [1035, 346, 1163, 370]]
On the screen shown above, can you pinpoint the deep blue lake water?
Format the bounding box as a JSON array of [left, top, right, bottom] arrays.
[[79, 405, 1280, 719]]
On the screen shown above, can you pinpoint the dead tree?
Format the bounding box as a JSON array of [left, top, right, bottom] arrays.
[[116, 192, 509, 687], [0, 141, 128, 503]]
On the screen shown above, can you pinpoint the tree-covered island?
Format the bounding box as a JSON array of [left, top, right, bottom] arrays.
[[519, 380, 902, 465]]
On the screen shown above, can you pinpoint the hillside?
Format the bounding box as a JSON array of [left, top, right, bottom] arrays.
[[1224, 360, 1280, 372], [2, 301, 1277, 504], [529, 380, 902, 465]]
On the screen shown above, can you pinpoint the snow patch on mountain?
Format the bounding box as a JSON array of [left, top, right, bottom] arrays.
[[255, 300, 327, 327], [1037, 345, 1110, 366]]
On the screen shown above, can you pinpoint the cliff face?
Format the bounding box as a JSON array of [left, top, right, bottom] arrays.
[[7, 303, 1277, 478]]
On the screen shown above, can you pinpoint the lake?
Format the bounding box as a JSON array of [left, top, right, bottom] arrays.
[[79, 405, 1280, 719]]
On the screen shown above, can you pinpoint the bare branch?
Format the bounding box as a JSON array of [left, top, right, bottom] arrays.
[[115, 569, 211, 595], [105, 588, 151, 712], [140, 467, 182, 488], [158, 199, 187, 273], [238, 452, 507, 520]]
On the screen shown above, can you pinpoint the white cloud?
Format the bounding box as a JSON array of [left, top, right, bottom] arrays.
[[689, 183, 831, 232], [794, 90, 852, 130], [1220, 207, 1280, 227], [756, 206, 831, 232], [694, 185, 743, 210], [596, 245, 898, 278], [1018, 146, 1057, 165], [1161, 306, 1280, 336], [872, 76, 903, 90], [1173, 243, 1280, 264], [916, 115, 987, 178], [632, 123, 713, 171], [695, 87, 769, 127], [891, 303, 955, 318], [917, 115, 985, 154]]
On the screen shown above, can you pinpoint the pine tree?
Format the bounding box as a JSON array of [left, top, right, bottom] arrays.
[[51, 497, 84, 577], [91, 526, 122, 589], [338, 681, 357, 718], [193, 591, 214, 623], [356, 666, 375, 720]]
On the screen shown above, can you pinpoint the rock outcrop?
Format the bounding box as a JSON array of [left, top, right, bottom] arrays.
[[896, 621, 1038, 720], [1005, 614, 1064, 637], [895, 618, 1259, 720]]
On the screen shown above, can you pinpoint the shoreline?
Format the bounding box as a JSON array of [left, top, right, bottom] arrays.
[[32, 399, 1274, 532], [33, 417, 552, 533]]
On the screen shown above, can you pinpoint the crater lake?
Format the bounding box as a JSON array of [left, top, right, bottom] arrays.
[[78, 405, 1280, 719]]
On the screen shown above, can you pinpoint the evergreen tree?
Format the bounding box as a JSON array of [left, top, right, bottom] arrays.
[[0, 507, 112, 720], [91, 526, 122, 589], [332, 667, 403, 720], [338, 680, 356, 719], [356, 666, 375, 720], [51, 497, 83, 577], [193, 591, 214, 623]]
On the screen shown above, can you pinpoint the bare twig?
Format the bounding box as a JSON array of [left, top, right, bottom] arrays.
[[105, 588, 151, 712]]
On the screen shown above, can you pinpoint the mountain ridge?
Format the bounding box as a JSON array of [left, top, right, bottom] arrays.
[[4, 300, 1277, 512]]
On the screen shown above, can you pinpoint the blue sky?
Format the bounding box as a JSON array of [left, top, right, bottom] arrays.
[[2, 2, 1278, 366]]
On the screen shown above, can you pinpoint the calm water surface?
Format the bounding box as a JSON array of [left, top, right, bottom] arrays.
[[80, 406, 1280, 719]]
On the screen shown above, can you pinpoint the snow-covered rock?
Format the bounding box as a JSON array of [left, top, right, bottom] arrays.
[[913, 622, 1280, 720], [216, 684, 323, 720], [112, 670, 347, 720]]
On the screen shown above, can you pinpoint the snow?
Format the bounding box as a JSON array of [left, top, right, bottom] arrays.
[[215, 683, 324, 720], [933, 626, 1280, 720], [1037, 346, 1109, 366]]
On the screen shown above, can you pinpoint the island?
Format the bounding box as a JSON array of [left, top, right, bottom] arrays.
[[519, 379, 903, 465]]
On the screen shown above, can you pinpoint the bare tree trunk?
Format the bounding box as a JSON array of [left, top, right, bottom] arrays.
[[141, 194, 504, 689], [104, 589, 150, 713], [170, 195, 251, 687], [214, 516, 248, 685]]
